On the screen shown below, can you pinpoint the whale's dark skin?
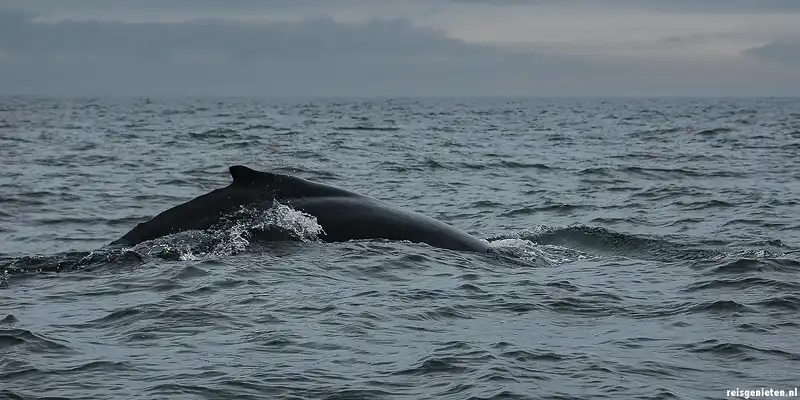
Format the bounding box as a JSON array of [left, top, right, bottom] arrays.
[[110, 165, 490, 253]]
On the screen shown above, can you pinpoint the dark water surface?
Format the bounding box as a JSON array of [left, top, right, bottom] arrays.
[[1, 97, 799, 399]]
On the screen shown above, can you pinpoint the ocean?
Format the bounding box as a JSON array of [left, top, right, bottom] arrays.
[[1, 96, 798, 399]]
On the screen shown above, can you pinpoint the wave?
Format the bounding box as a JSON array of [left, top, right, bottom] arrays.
[[334, 126, 400, 132], [1, 200, 327, 280], [0, 328, 73, 352], [188, 127, 238, 138], [495, 225, 720, 262], [695, 127, 733, 135]]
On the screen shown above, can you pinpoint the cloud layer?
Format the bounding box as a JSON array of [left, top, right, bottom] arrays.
[[745, 41, 800, 64], [0, 4, 797, 96], [0, 10, 482, 60], [448, 0, 800, 13], [0, 7, 531, 96], [8, 0, 800, 15]]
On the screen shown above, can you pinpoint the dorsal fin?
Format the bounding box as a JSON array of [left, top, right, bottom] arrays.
[[227, 165, 356, 199], [229, 165, 276, 186]]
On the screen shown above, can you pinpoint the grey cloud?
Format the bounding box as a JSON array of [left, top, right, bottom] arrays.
[[0, 7, 797, 96], [0, 0, 324, 15], [5, 0, 800, 23], [448, 0, 536, 5], [661, 34, 709, 44], [744, 40, 800, 64], [658, 32, 772, 47], [0, 0, 413, 20], [445, 0, 800, 13], [0, 7, 486, 61], [0, 7, 544, 96], [638, 0, 800, 14]]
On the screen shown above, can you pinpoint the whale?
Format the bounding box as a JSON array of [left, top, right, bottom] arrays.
[[110, 165, 491, 253]]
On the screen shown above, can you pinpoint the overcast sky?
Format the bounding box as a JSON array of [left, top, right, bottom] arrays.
[[0, 0, 798, 96]]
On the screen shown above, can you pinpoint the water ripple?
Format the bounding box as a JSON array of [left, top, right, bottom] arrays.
[[1, 96, 798, 399]]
